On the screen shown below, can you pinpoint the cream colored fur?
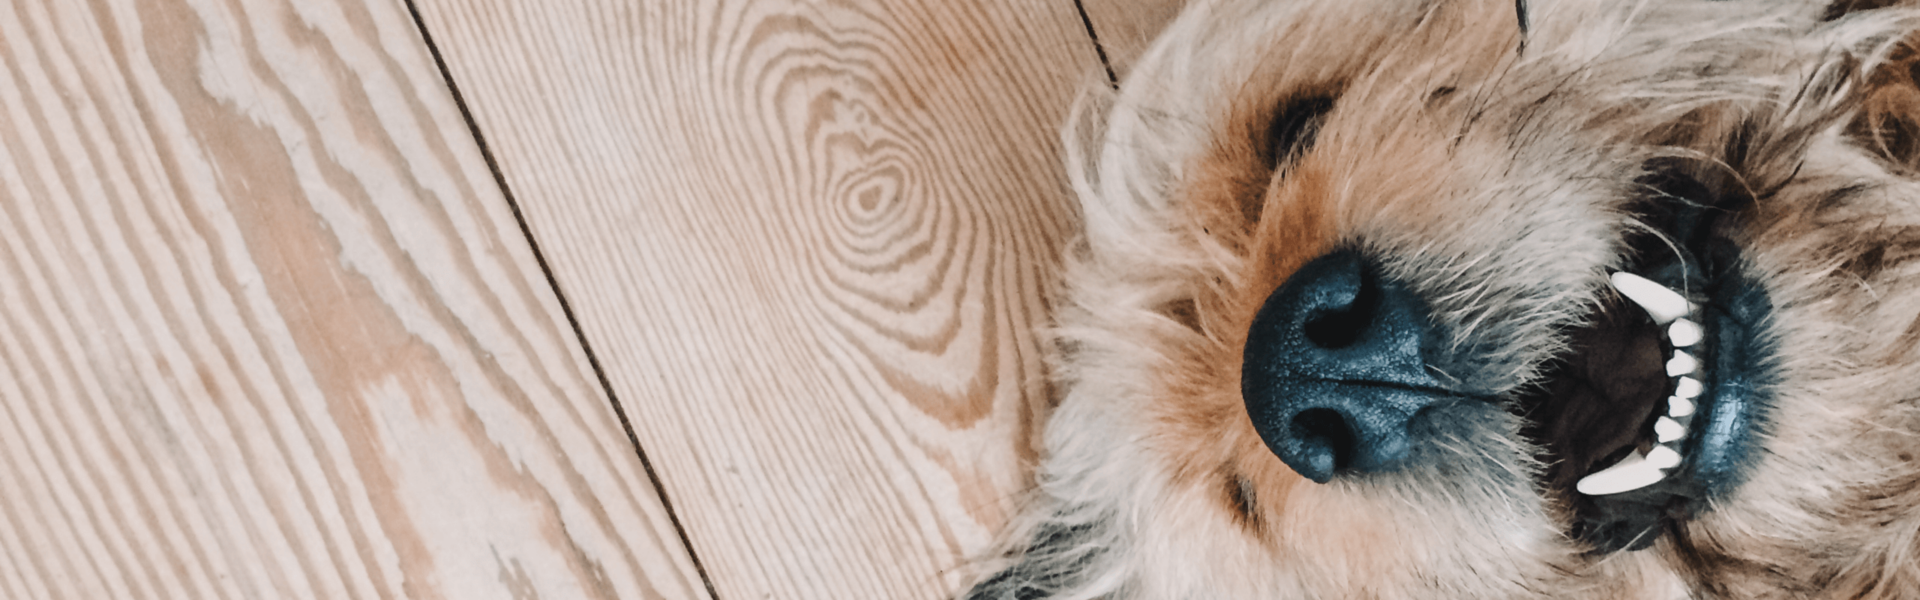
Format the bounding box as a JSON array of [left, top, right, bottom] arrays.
[[965, 0, 1920, 598]]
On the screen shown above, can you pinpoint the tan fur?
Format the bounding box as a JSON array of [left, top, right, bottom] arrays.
[[964, 0, 1920, 598]]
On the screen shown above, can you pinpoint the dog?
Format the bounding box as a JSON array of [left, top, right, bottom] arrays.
[[962, 0, 1920, 597]]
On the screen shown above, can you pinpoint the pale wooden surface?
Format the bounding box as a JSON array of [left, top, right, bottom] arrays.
[[1, 0, 1199, 597], [409, 0, 1104, 598], [1079, 0, 1190, 79], [0, 0, 705, 598]]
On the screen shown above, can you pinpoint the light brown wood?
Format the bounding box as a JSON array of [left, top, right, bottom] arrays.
[[1080, 0, 1190, 79], [0, 0, 706, 598], [409, 0, 1103, 597]]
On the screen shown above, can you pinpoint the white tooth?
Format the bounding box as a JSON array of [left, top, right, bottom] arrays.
[[1667, 351, 1698, 376], [1669, 318, 1703, 347], [1646, 445, 1683, 469], [1610, 272, 1692, 324], [1655, 416, 1687, 443], [1674, 376, 1703, 399], [1576, 450, 1667, 495], [1668, 395, 1696, 418]]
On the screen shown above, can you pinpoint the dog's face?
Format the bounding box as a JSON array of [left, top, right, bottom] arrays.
[[966, 0, 1920, 598]]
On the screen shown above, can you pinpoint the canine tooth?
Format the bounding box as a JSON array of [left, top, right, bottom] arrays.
[[1667, 351, 1698, 376], [1655, 417, 1687, 443], [1646, 445, 1683, 470], [1610, 272, 1692, 324], [1576, 451, 1667, 495], [1669, 395, 1696, 418], [1669, 319, 1703, 347], [1674, 376, 1703, 399]]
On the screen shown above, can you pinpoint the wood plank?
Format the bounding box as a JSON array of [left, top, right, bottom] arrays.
[[1079, 0, 1189, 79], [408, 1, 1102, 597], [0, 0, 707, 598]]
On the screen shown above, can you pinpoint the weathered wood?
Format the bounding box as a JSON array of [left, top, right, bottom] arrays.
[[1080, 0, 1189, 79], [0, 0, 705, 598], [410, 0, 1103, 597]]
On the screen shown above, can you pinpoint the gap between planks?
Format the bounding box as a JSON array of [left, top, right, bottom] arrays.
[[396, 1, 723, 598], [402, 0, 1181, 597], [0, 0, 711, 597]]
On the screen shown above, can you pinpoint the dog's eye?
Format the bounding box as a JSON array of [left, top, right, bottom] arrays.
[[1261, 95, 1336, 169]]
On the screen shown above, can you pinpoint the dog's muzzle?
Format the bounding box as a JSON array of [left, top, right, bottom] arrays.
[[1240, 183, 1775, 553], [1240, 249, 1460, 483]]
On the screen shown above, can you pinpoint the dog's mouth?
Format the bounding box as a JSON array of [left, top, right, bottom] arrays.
[[1513, 172, 1777, 553], [1240, 168, 1777, 553]]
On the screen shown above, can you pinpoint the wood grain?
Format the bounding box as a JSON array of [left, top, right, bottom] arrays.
[[409, 1, 1102, 597], [1079, 0, 1189, 79], [0, 0, 706, 598]]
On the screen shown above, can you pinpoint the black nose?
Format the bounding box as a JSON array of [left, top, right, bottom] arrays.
[[1242, 249, 1451, 483]]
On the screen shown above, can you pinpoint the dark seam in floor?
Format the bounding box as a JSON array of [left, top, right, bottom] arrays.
[[1072, 0, 1121, 90], [397, 3, 723, 599]]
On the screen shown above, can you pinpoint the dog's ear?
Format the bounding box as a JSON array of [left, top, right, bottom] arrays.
[[1846, 32, 1920, 173]]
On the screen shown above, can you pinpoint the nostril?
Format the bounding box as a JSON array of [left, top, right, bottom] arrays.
[[1291, 408, 1357, 473], [1302, 271, 1378, 350], [1244, 248, 1446, 483], [1303, 304, 1365, 349]]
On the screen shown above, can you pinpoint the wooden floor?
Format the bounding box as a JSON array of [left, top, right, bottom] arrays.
[[0, 0, 1177, 598]]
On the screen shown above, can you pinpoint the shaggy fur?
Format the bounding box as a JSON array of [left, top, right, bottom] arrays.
[[963, 0, 1920, 598]]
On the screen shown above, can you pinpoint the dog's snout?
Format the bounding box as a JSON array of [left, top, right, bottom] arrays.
[[1242, 249, 1452, 483]]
